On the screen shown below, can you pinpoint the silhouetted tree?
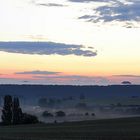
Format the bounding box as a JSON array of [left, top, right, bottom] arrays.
[[13, 97, 23, 124], [1, 95, 39, 125], [1, 95, 12, 125]]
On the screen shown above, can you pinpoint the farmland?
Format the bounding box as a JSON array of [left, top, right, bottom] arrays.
[[1, 117, 140, 140]]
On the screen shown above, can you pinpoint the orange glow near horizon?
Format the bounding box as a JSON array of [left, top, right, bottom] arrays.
[[0, 50, 140, 81]]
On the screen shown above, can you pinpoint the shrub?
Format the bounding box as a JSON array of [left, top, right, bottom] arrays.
[[21, 113, 39, 124], [42, 111, 53, 117], [55, 111, 66, 117]]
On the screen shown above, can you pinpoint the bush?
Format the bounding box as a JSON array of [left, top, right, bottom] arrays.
[[91, 113, 95, 116], [21, 113, 39, 124], [42, 111, 53, 117], [85, 112, 89, 116], [55, 111, 66, 117]]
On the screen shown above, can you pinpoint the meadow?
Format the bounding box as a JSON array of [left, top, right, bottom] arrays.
[[1, 117, 140, 140]]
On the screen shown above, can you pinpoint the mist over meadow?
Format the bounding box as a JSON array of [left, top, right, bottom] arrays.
[[1, 84, 140, 123]]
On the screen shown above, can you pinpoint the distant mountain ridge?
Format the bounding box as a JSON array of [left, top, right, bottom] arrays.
[[0, 85, 140, 99]]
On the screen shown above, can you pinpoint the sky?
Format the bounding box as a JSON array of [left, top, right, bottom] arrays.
[[0, 0, 140, 85]]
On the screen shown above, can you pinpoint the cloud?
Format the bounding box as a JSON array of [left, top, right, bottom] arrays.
[[113, 75, 140, 78], [122, 81, 132, 85], [25, 35, 48, 41], [11, 70, 109, 85], [69, 0, 93, 2], [23, 80, 29, 83], [34, 75, 109, 85], [31, 0, 66, 7], [71, 0, 140, 27], [69, 0, 112, 3], [14, 71, 109, 85], [15, 70, 60, 75], [0, 77, 32, 84], [0, 42, 97, 57], [35, 3, 65, 7], [94, 1, 140, 22]]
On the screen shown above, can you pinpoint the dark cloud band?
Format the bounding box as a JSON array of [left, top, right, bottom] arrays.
[[113, 75, 140, 78], [70, 0, 140, 27], [0, 42, 97, 57], [15, 70, 60, 75]]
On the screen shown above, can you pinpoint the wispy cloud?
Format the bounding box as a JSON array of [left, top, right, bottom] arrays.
[[0, 70, 110, 85], [13, 70, 109, 85], [69, 0, 92, 2], [14, 70, 109, 85], [31, 0, 66, 7], [35, 3, 66, 7], [0, 77, 32, 84], [15, 70, 60, 75], [0, 42, 97, 57], [34, 75, 109, 85], [69, 0, 112, 3], [113, 75, 140, 78]]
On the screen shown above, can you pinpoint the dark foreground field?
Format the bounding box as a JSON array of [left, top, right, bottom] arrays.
[[1, 117, 140, 140]]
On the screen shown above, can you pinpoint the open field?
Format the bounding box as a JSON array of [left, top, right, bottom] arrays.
[[1, 117, 140, 140]]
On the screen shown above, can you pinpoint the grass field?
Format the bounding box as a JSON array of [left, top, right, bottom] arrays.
[[1, 117, 140, 140]]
